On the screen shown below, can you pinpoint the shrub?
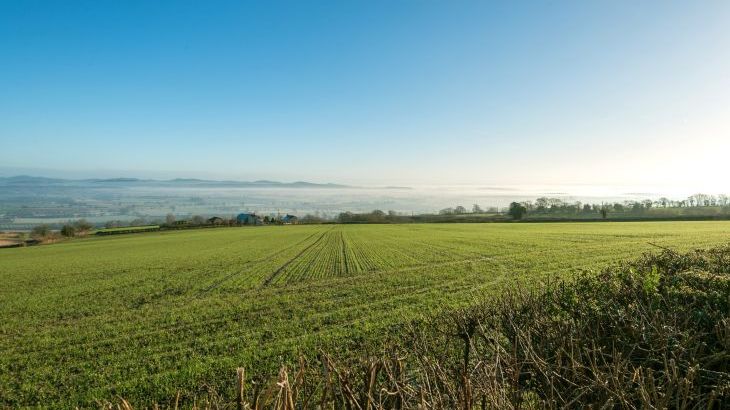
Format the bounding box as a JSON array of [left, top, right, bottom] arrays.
[[60, 224, 76, 237], [30, 224, 51, 239]]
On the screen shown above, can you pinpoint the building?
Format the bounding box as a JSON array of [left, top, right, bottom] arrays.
[[281, 214, 298, 224], [207, 216, 224, 225], [237, 213, 262, 225]]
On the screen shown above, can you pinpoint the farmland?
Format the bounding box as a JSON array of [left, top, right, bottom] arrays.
[[1, 222, 729, 407]]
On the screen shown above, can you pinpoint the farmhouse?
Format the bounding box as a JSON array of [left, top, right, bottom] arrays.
[[281, 214, 298, 224], [207, 216, 224, 225], [237, 213, 262, 225]]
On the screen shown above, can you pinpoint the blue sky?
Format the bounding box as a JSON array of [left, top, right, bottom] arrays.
[[1, 1, 729, 187]]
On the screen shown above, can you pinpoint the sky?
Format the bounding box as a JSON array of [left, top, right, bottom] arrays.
[[1, 1, 729, 189]]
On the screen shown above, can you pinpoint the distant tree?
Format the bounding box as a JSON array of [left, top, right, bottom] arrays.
[[166, 213, 176, 225], [191, 215, 205, 225], [454, 205, 467, 214], [60, 224, 76, 237], [300, 214, 324, 224], [535, 197, 549, 212], [129, 218, 146, 227], [508, 202, 527, 220], [263, 215, 270, 223], [105, 220, 121, 229], [691, 193, 709, 207], [337, 212, 354, 223], [74, 219, 93, 233], [369, 210, 386, 222], [600, 207, 609, 219], [583, 204, 592, 213], [31, 224, 51, 239], [439, 208, 454, 215], [472, 204, 483, 213]]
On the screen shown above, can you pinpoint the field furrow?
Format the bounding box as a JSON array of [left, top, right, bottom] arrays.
[[2, 221, 730, 406]]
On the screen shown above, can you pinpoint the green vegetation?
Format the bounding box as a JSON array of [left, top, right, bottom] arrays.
[[94, 225, 161, 235], [1, 222, 729, 407], [139, 245, 728, 409]]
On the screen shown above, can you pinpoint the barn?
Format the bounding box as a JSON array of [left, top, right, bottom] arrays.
[[236, 213, 262, 225], [207, 216, 224, 225]]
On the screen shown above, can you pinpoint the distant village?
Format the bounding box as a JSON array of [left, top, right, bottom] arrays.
[[0, 212, 301, 248], [165, 212, 299, 227]]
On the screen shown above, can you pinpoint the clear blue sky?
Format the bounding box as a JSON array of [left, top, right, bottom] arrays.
[[1, 1, 729, 188]]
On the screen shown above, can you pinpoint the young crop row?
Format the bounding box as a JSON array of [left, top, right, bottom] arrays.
[[3, 222, 730, 407]]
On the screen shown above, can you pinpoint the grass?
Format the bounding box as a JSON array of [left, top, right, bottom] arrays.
[[152, 245, 728, 409], [94, 225, 161, 234], [1, 221, 729, 407]]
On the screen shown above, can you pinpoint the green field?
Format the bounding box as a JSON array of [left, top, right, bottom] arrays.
[[1, 221, 729, 406]]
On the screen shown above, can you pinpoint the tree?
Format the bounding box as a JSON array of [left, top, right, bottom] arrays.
[[300, 214, 324, 224], [105, 220, 121, 229], [369, 210, 386, 222], [74, 219, 93, 232], [31, 224, 51, 239], [166, 213, 176, 225], [535, 197, 549, 212], [60, 224, 76, 237], [472, 204, 482, 213], [191, 215, 205, 225], [439, 208, 454, 215], [508, 202, 527, 220], [337, 212, 354, 223], [600, 207, 608, 219], [691, 193, 709, 207], [454, 205, 467, 214]]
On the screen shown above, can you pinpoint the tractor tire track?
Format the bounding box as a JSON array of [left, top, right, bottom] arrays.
[[197, 229, 322, 296], [260, 226, 334, 287], [340, 230, 349, 275]]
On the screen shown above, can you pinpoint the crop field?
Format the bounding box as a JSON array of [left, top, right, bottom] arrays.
[[1, 221, 729, 406]]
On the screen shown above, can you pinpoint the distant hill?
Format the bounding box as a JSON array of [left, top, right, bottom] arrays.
[[0, 175, 67, 185], [0, 175, 355, 189]]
